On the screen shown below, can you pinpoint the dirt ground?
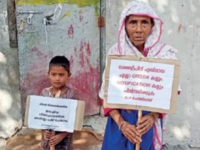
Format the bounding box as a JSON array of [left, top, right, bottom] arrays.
[[5, 130, 103, 150]]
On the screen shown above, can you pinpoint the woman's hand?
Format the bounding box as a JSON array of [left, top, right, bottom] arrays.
[[120, 121, 142, 144], [109, 109, 142, 144], [49, 132, 68, 146], [137, 113, 159, 135]]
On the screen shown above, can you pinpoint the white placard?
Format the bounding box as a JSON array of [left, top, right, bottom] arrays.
[[107, 59, 175, 110], [27, 95, 77, 132]]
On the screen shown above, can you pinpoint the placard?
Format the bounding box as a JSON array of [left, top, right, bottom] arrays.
[[24, 95, 85, 132], [104, 55, 180, 113]]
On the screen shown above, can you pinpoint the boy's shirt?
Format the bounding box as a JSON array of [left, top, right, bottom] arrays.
[[40, 86, 77, 150], [41, 86, 77, 99]]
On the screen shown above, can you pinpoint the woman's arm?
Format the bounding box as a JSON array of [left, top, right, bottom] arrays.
[[109, 109, 125, 127], [109, 110, 142, 144]]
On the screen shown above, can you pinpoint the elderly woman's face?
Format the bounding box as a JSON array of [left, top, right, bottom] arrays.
[[125, 15, 153, 50]]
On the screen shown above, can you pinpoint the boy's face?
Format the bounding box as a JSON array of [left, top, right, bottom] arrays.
[[48, 66, 70, 89]]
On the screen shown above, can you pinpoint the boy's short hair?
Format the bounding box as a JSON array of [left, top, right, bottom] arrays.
[[49, 56, 70, 74]]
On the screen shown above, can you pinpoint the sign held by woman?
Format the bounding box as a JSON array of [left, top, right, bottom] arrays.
[[104, 55, 180, 113]]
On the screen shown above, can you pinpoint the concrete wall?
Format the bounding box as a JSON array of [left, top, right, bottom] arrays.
[[106, 0, 200, 149], [0, 0, 22, 147]]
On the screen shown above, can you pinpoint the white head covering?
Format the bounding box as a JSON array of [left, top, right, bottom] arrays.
[[108, 1, 177, 59]]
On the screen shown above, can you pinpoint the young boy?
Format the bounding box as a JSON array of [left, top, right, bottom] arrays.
[[40, 56, 77, 150]]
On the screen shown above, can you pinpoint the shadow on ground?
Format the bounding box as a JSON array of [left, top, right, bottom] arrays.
[[6, 130, 103, 150]]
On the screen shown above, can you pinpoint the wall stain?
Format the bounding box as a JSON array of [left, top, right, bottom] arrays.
[[69, 41, 100, 115], [67, 24, 74, 38]]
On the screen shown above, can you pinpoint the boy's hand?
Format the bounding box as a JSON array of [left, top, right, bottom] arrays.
[[49, 132, 68, 146], [44, 130, 51, 140]]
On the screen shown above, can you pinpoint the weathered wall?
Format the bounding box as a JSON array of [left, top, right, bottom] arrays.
[[1, 0, 200, 149], [106, 0, 200, 149], [0, 0, 22, 146]]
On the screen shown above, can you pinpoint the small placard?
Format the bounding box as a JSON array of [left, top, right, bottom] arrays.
[[24, 95, 85, 132], [104, 55, 180, 113]]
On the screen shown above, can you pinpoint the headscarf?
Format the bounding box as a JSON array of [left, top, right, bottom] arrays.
[[108, 1, 177, 59]]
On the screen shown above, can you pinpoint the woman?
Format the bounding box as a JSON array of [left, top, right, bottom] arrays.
[[99, 1, 179, 150]]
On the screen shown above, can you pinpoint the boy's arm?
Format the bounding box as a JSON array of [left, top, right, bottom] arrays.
[[40, 88, 48, 148], [58, 132, 68, 137], [40, 130, 50, 149]]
